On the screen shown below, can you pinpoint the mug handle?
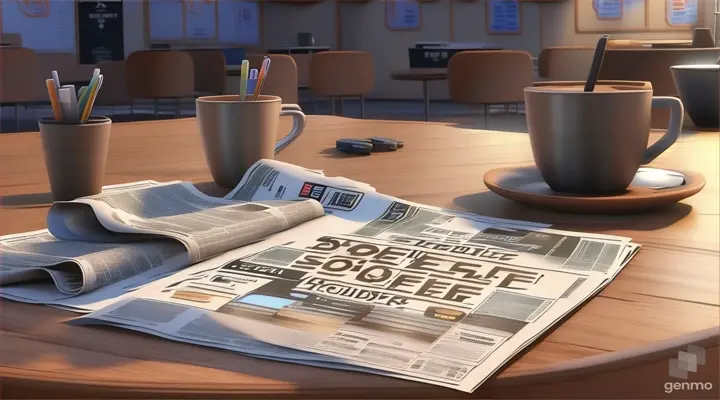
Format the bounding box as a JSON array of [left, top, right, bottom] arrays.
[[643, 96, 684, 164], [274, 104, 307, 153]]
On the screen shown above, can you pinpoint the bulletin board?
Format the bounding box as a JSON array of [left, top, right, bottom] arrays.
[[144, 0, 262, 45], [575, 0, 649, 33], [486, 0, 523, 35], [385, 0, 422, 31]]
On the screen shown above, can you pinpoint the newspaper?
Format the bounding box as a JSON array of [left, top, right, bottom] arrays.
[[76, 160, 640, 392], [1, 179, 325, 311]]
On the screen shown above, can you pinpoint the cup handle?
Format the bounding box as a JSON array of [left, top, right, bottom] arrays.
[[275, 104, 306, 153], [643, 96, 684, 164]]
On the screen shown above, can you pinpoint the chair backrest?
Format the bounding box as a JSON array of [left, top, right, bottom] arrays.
[[125, 50, 195, 99], [0, 33, 22, 47], [185, 49, 227, 94], [599, 48, 720, 128], [691, 28, 715, 48], [448, 50, 534, 105], [246, 54, 298, 104], [0, 47, 45, 104], [538, 46, 595, 81], [309, 51, 375, 97], [93, 61, 132, 106]]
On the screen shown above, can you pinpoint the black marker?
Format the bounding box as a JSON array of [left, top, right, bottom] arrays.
[[336, 139, 373, 155], [366, 137, 398, 152], [370, 137, 404, 149]]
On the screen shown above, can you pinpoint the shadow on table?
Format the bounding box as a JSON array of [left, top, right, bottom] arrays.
[[453, 191, 693, 231], [319, 147, 371, 159], [193, 181, 232, 198], [0, 192, 53, 208]]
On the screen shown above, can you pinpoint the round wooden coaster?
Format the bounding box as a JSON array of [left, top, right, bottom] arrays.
[[483, 165, 706, 214]]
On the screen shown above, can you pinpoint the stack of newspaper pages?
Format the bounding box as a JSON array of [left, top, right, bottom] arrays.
[[1, 159, 639, 393]]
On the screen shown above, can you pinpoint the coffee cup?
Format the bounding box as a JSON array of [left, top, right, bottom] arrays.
[[196, 95, 306, 188], [524, 83, 684, 194], [671, 64, 719, 130]]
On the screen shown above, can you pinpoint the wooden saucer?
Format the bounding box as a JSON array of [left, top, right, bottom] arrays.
[[483, 165, 706, 214]]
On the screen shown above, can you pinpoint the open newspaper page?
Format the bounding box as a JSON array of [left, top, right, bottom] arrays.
[[77, 162, 640, 391], [46, 180, 325, 262]]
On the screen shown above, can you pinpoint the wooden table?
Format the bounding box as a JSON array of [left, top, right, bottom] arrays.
[[390, 69, 448, 121], [1, 116, 719, 399]]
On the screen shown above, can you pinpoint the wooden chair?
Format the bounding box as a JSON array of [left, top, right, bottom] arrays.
[[598, 48, 720, 129], [538, 46, 594, 81], [246, 54, 298, 104], [125, 50, 195, 118], [309, 51, 375, 118], [93, 61, 133, 114], [185, 49, 227, 95], [0, 47, 45, 132], [448, 50, 534, 128]]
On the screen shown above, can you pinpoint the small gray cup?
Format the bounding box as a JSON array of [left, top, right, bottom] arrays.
[[524, 83, 684, 194], [38, 117, 112, 201]]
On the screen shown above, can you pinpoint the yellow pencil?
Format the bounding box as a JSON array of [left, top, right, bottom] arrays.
[[238, 60, 249, 101], [80, 75, 103, 123], [45, 79, 62, 121]]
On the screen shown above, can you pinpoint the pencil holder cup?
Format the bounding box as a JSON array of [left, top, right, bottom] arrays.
[[38, 117, 112, 201]]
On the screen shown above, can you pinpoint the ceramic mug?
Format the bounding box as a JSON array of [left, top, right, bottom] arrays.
[[196, 95, 306, 188], [524, 83, 684, 194]]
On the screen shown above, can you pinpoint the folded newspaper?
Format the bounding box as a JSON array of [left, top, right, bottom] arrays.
[[0, 179, 325, 310], [63, 159, 640, 392]]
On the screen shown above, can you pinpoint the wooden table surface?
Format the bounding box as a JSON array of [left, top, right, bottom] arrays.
[[1, 116, 718, 398]]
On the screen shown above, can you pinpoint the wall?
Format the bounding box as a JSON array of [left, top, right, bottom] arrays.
[[334, 0, 703, 99], [33, 0, 145, 81], [262, 1, 337, 48]]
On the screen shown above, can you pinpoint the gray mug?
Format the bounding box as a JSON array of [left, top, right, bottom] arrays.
[[524, 83, 684, 194], [196, 95, 306, 188]]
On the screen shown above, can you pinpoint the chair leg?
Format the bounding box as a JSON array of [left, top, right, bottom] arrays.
[[330, 96, 336, 116], [360, 96, 365, 119], [15, 104, 20, 132], [483, 104, 489, 129]]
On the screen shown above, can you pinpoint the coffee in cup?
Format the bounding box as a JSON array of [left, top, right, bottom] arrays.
[[524, 83, 684, 194]]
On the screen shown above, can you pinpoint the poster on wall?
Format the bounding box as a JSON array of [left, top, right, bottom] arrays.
[[184, 0, 217, 39], [386, 0, 421, 31], [77, 0, 125, 64], [575, 0, 648, 33], [591, 0, 647, 20], [0, 0, 76, 52], [218, 0, 260, 44], [486, 0, 521, 34], [148, 0, 185, 41], [666, 0, 698, 26]]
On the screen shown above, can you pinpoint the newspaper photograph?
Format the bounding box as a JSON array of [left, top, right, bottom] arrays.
[[77, 187, 639, 391]]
